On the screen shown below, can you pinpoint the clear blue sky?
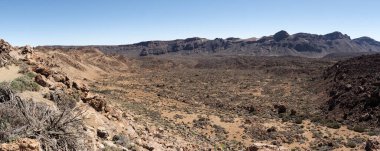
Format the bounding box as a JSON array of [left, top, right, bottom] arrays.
[[1, 0, 379, 46]]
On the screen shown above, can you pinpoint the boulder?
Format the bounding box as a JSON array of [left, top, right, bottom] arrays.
[[35, 75, 53, 87], [51, 73, 67, 83], [49, 82, 67, 91], [0, 39, 14, 53], [274, 104, 287, 114], [21, 45, 34, 54], [83, 94, 107, 112], [63, 76, 72, 88], [97, 127, 109, 139], [33, 66, 52, 77], [73, 80, 89, 93]]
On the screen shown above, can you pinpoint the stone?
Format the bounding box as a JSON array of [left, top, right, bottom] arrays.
[[158, 127, 164, 133], [126, 125, 138, 139], [33, 66, 52, 77], [63, 76, 72, 88], [97, 127, 109, 139], [49, 82, 67, 91], [35, 74, 52, 87], [365, 138, 380, 151], [274, 104, 287, 114], [142, 141, 163, 151], [73, 80, 89, 93], [266, 126, 277, 133], [290, 109, 297, 116], [52, 73, 66, 82], [109, 108, 123, 120], [0, 138, 40, 151], [87, 96, 107, 112], [345, 84, 352, 90], [21, 45, 34, 54]]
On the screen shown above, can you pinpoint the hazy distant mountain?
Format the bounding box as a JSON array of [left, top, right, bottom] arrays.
[[39, 31, 380, 58]]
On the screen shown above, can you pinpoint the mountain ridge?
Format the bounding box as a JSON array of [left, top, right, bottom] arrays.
[[38, 31, 380, 58]]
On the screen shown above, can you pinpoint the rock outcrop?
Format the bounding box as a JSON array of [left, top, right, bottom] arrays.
[[0, 138, 40, 151], [0, 39, 15, 67]]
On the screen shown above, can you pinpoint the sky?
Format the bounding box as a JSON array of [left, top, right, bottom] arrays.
[[0, 0, 379, 46]]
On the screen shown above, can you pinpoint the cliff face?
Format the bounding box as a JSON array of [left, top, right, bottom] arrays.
[[38, 31, 380, 58]]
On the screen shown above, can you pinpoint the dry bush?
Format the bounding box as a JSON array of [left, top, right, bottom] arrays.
[[0, 85, 87, 150], [45, 90, 79, 110], [17, 61, 30, 74]]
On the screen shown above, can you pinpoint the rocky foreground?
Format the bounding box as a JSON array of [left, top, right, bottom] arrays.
[[1, 39, 200, 150], [323, 54, 380, 127]]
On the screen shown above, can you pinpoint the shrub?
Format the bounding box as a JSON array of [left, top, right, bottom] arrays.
[[350, 125, 366, 133], [47, 90, 80, 110], [294, 117, 303, 124], [0, 86, 87, 150], [325, 120, 341, 129], [346, 140, 356, 148], [17, 62, 30, 74], [193, 117, 211, 129], [368, 130, 379, 136], [25, 72, 37, 79], [310, 116, 323, 123], [213, 124, 227, 134], [10, 75, 40, 92]]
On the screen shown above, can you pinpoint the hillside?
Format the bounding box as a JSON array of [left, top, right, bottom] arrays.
[[40, 31, 380, 58], [322, 54, 380, 127], [1, 38, 380, 150]]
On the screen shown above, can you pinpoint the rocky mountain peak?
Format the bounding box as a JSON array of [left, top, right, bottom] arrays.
[[273, 30, 290, 41], [184, 37, 207, 42], [354, 37, 380, 46], [323, 31, 350, 40]]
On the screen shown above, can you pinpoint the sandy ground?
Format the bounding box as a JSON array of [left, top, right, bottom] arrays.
[[0, 65, 22, 82]]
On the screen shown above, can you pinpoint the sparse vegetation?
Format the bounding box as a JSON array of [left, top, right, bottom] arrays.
[[45, 89, 81, 110], [325, 120, 341, 129], [346, 140, 356, 148], [213, 124, 227, 134], [8, 74, 40, 92], [350, 125, 367, 133], [17, 62, 30, 74], [193, 117, 211, 129], [0, 85, 86, 150]]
